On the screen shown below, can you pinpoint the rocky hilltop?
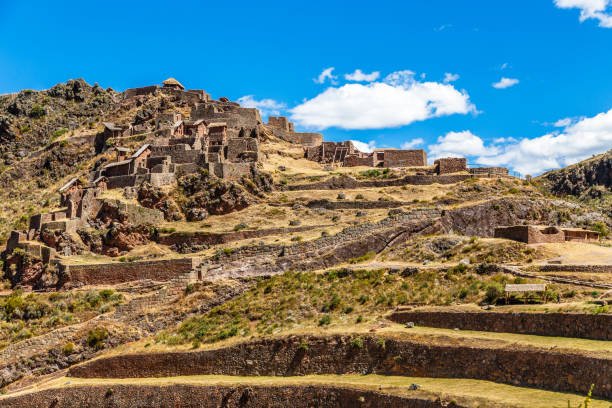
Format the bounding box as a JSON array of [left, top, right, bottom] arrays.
[[538, 150, 612, 198]]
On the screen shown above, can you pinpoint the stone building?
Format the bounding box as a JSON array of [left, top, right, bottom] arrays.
[[306, 141, 356, 164], [343, 148, 427, 168], [268, 116, 295, 132], [434, 157, 468, 174], [494, 225, 599, 244], [162, 77, 185, 91]]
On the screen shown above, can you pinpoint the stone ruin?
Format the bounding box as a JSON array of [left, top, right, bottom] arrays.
[[266, 116, 323, 147], [95, 78, 271, 190], [494, 225, 600, 244]]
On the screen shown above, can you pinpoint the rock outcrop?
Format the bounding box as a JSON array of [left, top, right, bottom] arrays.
[[540, 150, 612, 197]]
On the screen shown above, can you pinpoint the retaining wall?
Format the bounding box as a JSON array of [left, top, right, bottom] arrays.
[[389, 310, 612, 340], [288, 175, 470, 191], [158, 225, 327, 247], [306, 199, 409, 210], [530, 264, 612, 274], [68, 335, 612, 398], [61, 258, 199, 285], [0, 384, 461, 408]]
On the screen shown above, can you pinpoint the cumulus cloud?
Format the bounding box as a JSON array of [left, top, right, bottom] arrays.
[[237, 95, 286, 118], [401, 138, 425, 149], [478, 108, 612, 174], [345, 69, 380, 82], [314, 67, 338, 84], [443, 73, 459, 83], [492, 77, 519, 89], [428, 131, 499, 160], [554, 0, 612, 27], [351, 140, 376, 153], [290, 70, 476, 130], [428, 108, 612, 175]]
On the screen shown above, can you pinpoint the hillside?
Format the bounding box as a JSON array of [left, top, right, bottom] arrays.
[[0, 79, 611, 408], [537, 150, 612, 214]]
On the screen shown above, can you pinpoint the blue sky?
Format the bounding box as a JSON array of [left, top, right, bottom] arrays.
[[2, 0, 612, 175]]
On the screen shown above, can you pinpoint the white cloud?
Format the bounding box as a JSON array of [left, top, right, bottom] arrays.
[[345, 69, 380, 82], [428, 108, 612, 175], [401, 138, 424, 149], [478, 108, 612, 174], [428, 131, 499, 160], [493, 136, 518, 144], [443, 73, 460, 83], [500, 62, 509, 70], [237, 95, 286, 117], [554, 0, 612, 27], [290, 70, 476, 130], [314, 67, 338, 84], [351, 140, 376, 153], [435, 24, 453, 31], [553, 117, 573, 127], [492, 77, 520, 89]]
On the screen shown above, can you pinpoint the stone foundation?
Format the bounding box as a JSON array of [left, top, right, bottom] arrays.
[[288, 175, 471, 191], [68, 335, 612, 398], [0, 384, 462, 408], [59, 258, 199, 285], [389, 310, 612, 340]]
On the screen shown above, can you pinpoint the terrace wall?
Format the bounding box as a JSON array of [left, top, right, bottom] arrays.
[[0, 385, 461, 408], [68, 335, 612, 399], [60, 258, 199, 285], [389, 310, 612, 340]]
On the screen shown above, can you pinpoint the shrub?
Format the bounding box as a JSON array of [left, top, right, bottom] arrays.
[[50, 128, 68, 142], [87, 327, 108, 350], [298, 340, 309, 351], [350, 337, 363, 349], [318, 315, 331, 326], [62, 342, 75, 355], [349, 251, 375, 264], [377, 338, 386, 350], [356, 315, 364, 323], [485, 283, 504, 303], [29, 105, 45, 118], [590, 222, 609, 238]]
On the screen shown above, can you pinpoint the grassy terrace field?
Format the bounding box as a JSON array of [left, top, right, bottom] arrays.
[[9, 374, 611, 408]]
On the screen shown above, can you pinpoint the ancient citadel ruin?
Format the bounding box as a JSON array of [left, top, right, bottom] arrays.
[[0, 77, 610, 408]]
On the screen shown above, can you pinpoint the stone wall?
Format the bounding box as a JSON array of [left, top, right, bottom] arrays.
[[287, 175, 471, 191], [381, 149, 427, 167], [389, 310, 612, 340], [530, 264, 612, 273], [344, 155, 374, 167], [67, 335, 612, 398], [267, 116, 294, 132], [0, 384, 460, 408], [493, 225, 565, 244], [305, 199, 409, 210], [207, 162, 253, 180], [150, 144, 205, 164], [469, 167, 509, 177], [158, 225, 326, 247], [226, 137, 258, 162], [190, 102, 262, 129], [435, 158, 467, 174], [123, 85, 159, 98], [60, 258, 199, 285]]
